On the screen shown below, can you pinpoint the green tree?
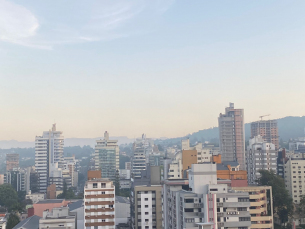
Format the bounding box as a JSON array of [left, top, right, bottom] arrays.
[[114, 170, 120, 196], [295, 195, 305, 221], [157, 144, 164, 152], [0, 184, 19, 211], [6, 213, 20, 229], [119, 155, 130, 169], [257, 170, 293, 226]]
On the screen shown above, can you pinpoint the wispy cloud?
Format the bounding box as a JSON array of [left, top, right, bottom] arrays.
[[0, 0, 44, 48], [0, 0, 175, 49]]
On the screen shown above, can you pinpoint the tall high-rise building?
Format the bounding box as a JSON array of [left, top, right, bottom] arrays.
[[218, 103, 246, 170], [132, 142, 146, 178], [94, 131, 119, 180], [6, 153, 19, 171], [35, 124, 64, 193], [84, 172, 115, 228], [247, 135, 277, 185], [251, 119, 279, 150], [130, 166, 162, 229]]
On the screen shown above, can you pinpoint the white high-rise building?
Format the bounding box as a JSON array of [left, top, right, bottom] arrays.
[[35, 124, 64, 193], [95, 131, 119, 181], [247, 135, 277, 185]]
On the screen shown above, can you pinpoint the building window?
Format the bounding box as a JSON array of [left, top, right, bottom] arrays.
[[93, 183, 97, 188], [145, 219, 149, 222], [101, 183, 106, 188], [145, 205, 148, 208], [145, 198, 148, 201], [145, 212, 149, 215]]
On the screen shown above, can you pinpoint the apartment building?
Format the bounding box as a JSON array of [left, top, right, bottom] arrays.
[[167, 152, 183, 179], [251, 120, 279, 150], [162, 179, 189, 229], [233, 186, 274, 229], [218, 103, 246, 170], [164, 163, 251, 229], [289, 137, 305, 153], [84, 177, 115, 229], [149, 152, 164, 166], [277, 148, 286, 178], [132, 143, 147, 178], [6, 153, 19, 171], [131, 186, 162, 229], [247, 136, 277, 185], [95, 131, 119, 181], [4, 169, 28, 192], [284, 157, 305, 204], [130, 166, 162, 229], [39, 207, 76, 229], [35, 124, 64, 193]]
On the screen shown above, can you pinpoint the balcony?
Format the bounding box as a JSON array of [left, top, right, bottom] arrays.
[[217, 203, 223, 207], [251, 216, 273, 221], [217, 212, 224, 217], [250, 223, 273, 229], [194, 203, 203, 208]]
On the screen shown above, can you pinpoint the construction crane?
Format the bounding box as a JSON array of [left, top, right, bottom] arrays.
[[259, 114, 270, 121]]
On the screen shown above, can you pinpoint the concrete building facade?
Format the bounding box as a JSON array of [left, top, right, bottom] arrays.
[[6, 153, 19, 171], [132, 143, 146, 179], [35, 124, 64, 193], [164, 163, 252, 229], [251, 120, 279, 150], [284, 158, 305, 204], [247, 136, 277, 185], [233, 186, 274, 229], [39, 207, 76, 229], [84, 178, 115, 228], [218, 103, 246, 170], [94, 131, 119, 181]]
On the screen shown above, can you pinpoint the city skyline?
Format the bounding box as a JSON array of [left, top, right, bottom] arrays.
[[2, 0, 305, 141]]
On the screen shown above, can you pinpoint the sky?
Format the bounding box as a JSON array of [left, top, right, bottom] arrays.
[[1, 0, 305, 141]]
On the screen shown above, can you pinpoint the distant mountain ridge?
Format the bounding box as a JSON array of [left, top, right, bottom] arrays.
[[1, 116, 305, 149], [156, 116, 305, 145], [0, 136, 134, 149]]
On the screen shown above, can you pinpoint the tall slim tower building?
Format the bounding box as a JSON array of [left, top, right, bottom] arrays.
[[218, 103, 246, 170], [251, 119, 279, 150], [35, 124, 64, 193], [95, 131, 119, 181]]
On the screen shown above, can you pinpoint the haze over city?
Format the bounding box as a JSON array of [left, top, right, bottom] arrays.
[[1, 0, 305, 141]]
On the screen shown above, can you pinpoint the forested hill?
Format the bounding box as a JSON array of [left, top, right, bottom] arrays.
[[155, 116, 305, 146]]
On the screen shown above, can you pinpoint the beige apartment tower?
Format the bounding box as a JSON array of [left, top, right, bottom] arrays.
[[251, 119, 279, 150], [84, 176, 115, 228], [218, 103, 246, 170]]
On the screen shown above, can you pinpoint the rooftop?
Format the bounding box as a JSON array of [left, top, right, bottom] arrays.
[[13, 215, 41, 229], [36, 199, 65, 204], [68, 200, 83, 211], [116, 196, 130, 204]]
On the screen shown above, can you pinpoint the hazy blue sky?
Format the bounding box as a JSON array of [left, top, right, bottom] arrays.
[[1, 0, 305, 141]]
